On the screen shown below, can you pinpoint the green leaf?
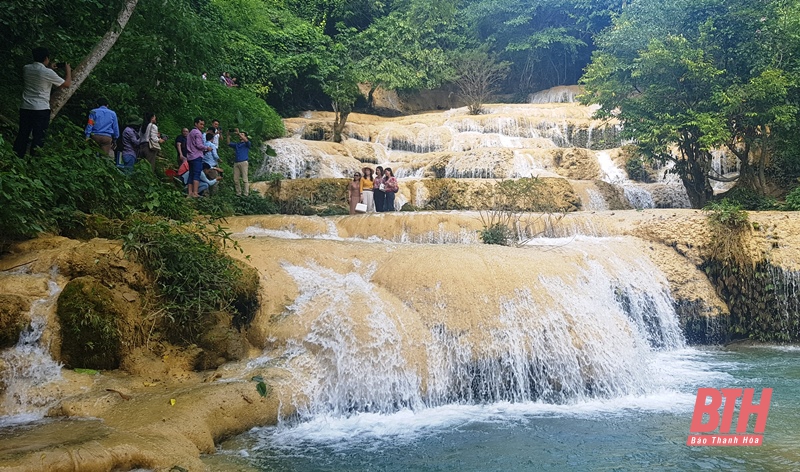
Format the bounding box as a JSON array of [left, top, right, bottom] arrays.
[[74, 368, 100, 375], [256, 381, 270, 397]]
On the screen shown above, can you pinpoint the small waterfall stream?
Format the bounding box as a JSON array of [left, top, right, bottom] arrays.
[[0, 270, 63, 425]]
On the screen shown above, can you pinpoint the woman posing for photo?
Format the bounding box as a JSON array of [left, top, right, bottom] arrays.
[[348, 171, 362, 215], [360, 167, 375, 212], [382, 167, 398, 212], [373, 166, 385, 212]]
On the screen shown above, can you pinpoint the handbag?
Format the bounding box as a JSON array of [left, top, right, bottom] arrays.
[[355, 203, 367, 213]]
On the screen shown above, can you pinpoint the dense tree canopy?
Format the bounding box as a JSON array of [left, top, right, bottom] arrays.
[[1, 0, 799, 206], [582, 0, 800, 207]]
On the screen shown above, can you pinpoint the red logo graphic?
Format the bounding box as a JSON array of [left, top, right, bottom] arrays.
[[687, 388, 772, 446]]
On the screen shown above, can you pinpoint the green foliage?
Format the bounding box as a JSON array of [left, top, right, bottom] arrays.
[[0, 123, 201, 246], [461, 0, 621, 93], [704, 200, 749, 229], [57, 278, 122, 370], [122, 216, 257, 343], [582, 0, 800, 208], [479, 223, 513, 246], [784, 186, 800, 211], [720, 187, 777, 211], [624, 156, 651, 183]]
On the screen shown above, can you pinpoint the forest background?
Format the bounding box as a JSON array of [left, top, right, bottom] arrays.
[[0, 0, 799, 242]]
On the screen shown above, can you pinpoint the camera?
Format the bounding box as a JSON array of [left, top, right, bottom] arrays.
[[160, 134, 169, 141], [56, 62, 66, 69]]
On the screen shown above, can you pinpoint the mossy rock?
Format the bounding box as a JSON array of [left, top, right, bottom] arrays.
[[232, 262, 260, 329], [0, 294, 30, 349], [56, 276, 122, 370], [423, 179, 469, 210], [195, 312, 246, 370], [57, 211, 123, 240], [593, 180, 632, 211]]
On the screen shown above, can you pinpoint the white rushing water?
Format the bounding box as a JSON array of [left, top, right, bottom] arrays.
[[0, 271, 64, 425], [262, 237, 688, 432]]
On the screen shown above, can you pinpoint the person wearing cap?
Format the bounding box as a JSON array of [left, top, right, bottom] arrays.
[[13, 46, 71, 158], [119, 116, 142, 174], [84, 97, 119, 158]]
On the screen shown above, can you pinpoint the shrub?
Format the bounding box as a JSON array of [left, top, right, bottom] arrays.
[[783, 186, 800, 211], [721, 187, 777, 211], [122, 216, 258, 343], [704, 199, 749, 229], [477, 178, 565, 246], [704, 199, 750, 267], [57, 277, 122, 370], [479, 223, 513, 246], [624, 156, 652, 183]]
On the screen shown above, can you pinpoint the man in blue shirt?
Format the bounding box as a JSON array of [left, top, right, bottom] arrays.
[[227, 129, 251, 196], [84, 98, 119, 157]]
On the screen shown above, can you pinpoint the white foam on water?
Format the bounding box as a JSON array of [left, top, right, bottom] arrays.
[[256, 348, 735, 449], [0, 272, 64, 422], [597, 150, 627, 184]]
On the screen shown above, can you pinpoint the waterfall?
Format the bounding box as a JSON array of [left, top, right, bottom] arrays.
[[275, 240, 686, 419], [623, 185, 656, 209], [0, 272, 63, 424], [528, 86, 583, 104]]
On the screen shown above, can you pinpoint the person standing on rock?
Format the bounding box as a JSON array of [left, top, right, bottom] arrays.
[[348, 171, 362, 215], [186, 117, 210, 197], [373, 166, 385, 212], [227, 129, 251, 197], [383, 167, 399, 212], [360, 167, 375, 212]]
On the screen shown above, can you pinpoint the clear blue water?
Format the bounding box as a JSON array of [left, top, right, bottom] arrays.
[[218, 346, 800, 471]]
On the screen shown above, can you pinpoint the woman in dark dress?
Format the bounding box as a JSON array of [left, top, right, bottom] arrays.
[[382, 167, 398, 212], [373, 166, 385, 212]]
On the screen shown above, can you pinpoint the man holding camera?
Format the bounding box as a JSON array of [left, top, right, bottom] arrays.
[[227, 129, 251, 196], [13, 47, 71, 158]]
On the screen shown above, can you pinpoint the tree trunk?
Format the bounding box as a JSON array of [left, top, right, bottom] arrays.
[[50, 0, 139, 120], [367, 85, 377, 111], [678, 142, 713, 208], [332, 101, 351, 144]]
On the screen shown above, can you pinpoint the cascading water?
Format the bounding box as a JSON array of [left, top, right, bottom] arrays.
[[271, 238, 685, 422], [0, 270, 63, 425]]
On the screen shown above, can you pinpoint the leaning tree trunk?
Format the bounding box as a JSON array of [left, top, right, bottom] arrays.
[[50, 0, 140, 120]]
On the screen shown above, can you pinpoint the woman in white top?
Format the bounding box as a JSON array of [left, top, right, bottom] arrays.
[[139, 112, 164, 173]]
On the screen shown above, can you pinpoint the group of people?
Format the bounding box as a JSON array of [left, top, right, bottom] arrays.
[[12, 46, 250, 198], [172, 118, 251, 197], [348, 166, 399, 214], [200, 71, 238, 88], [219, 72, 238, 87]]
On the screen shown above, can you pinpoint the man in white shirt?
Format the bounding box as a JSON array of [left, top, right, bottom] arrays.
[[13, 47, 71, 158], [210, 119, 221, 147]]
